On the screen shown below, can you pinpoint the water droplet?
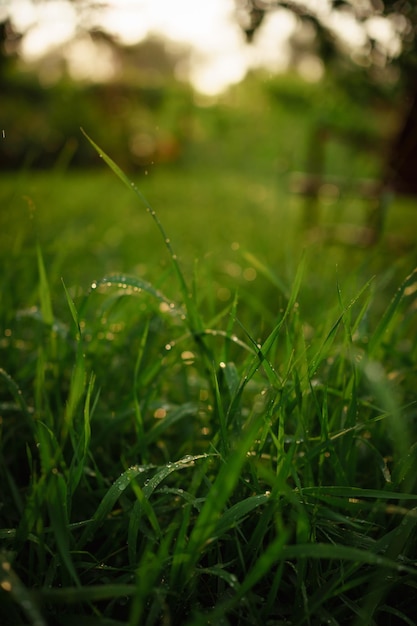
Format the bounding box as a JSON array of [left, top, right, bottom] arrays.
[[91, 282, 97, 290], [180, 455, 194, 463]]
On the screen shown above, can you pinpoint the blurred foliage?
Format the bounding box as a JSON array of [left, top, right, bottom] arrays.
[[0, 57, 398, 175], [1, 67, 193, 171], [0, 2, 410, 177]]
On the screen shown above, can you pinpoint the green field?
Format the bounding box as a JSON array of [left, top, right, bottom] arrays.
[[1, 75, 417, 625]]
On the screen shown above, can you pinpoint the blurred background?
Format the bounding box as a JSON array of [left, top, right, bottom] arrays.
[[1, 0, 416, 177], [1, 0, 417, 310]]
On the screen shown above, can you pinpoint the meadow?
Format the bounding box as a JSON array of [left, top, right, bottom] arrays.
[[1, 75, 417, 625]]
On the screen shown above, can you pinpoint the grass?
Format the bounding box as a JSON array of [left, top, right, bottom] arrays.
[[1, 114, 417, 624]]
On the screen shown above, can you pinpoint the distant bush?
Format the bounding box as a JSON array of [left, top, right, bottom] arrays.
[[1, 71, 193, 170]]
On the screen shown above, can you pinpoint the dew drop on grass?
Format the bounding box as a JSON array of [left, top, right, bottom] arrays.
[[91, 282, 97, 290], [179, 455, 194, 464]]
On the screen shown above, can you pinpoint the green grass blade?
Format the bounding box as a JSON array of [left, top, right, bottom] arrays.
[[241, 249, 290, 298], [37, 584, 136, 604], [61, 277, 81, 334], [368, 267, 417, 355], [357, 506, 417, 623], [299, 486, 417, 501], [68, 372, 96, 495], [309, 276, 374, 377], [127, 454, 211, 565], [47, 472, 80, 586], [177, 415, 264, 584], [0, 368, 33, 429], [281, 543, 417, 574], [213, 493, 270, 536], [91, 274, 184, 318], [78, 464, 155, 548], [81, 128, 202, 333], [144, 402, 199, 445], [37, 244, 54, 327]]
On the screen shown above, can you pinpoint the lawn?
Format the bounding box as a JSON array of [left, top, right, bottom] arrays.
[[1, 75, 417, 625]]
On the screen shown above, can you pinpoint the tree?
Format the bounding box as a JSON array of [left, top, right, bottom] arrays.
[[234, 0, 417, 195]]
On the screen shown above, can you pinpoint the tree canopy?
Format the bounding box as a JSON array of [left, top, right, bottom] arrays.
[[236, 0, 417, 88]]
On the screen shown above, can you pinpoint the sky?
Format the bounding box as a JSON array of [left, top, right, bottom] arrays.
[[7, 0, 402, 95]]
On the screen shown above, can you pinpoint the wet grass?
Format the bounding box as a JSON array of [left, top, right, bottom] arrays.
[[1, 128, 417, 625]]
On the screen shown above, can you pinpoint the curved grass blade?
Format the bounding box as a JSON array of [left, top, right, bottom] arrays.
[[91, 274, 184, 318], [214, 493, 270, 536], [81, 128, 201, 334], [127, 454, 213, 564], [78, 464, 156, 548]]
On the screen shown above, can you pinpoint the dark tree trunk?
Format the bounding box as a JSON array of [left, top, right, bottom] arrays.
[[385, 87, 417, 195]]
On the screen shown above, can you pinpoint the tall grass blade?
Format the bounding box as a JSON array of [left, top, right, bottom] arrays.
[[36, 244, 54, 327], [68, 372, 96, 495], [368, 266, 417, 355], [81, 129, 202, 333], [175, 414, 264, 585], [46, 472, 80, 586], [309, 276, 374, 377]]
